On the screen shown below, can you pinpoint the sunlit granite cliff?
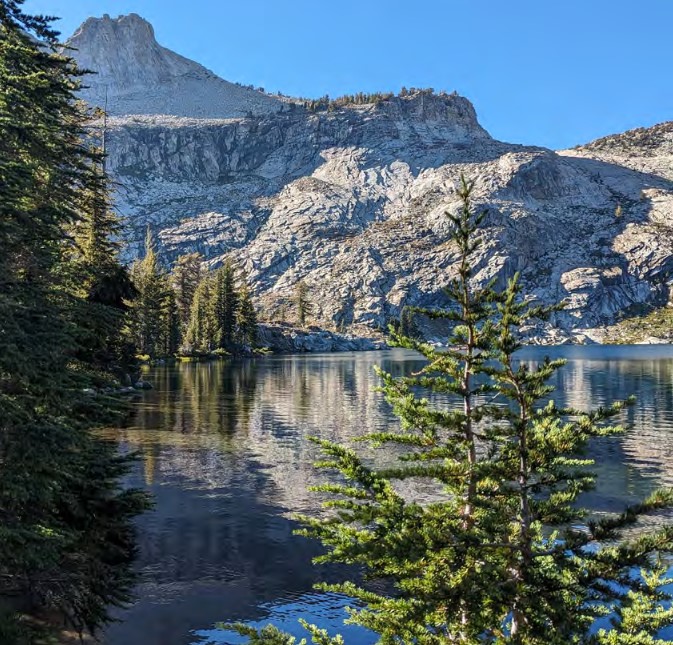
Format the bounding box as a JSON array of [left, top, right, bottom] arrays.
[[69, 14, 673, 342]]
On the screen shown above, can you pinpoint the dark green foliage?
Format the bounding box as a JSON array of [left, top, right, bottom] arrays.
[[128, 250, 258, 358], [184, 273, 217, 353], [237, 177, 673, 644], [213, 259, 238, 349], [171, 252, 203, 333], [161, 286, 181, 356], [398, 304, 418, 338], [237, 278, 258, 347], [0, 1, 149, 640], [128, 229, 172, 357], [68, 111, 138, 381], [182, 261, 259, 353]]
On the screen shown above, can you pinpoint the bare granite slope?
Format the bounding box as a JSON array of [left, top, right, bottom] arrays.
[[69, 14, 673, 342], [67, 13, 282, 118]]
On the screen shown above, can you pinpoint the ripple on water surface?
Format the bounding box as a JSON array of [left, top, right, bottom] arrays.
[[100, 346, 673, 645]]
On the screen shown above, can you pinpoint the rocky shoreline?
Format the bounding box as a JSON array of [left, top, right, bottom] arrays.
[[257, 323, 387, 353]]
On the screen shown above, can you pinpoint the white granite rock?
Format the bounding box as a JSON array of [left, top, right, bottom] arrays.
[[68, 15, 673, 342]]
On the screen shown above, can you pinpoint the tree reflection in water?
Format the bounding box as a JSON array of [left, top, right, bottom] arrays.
[[99, 346, 673, 645]]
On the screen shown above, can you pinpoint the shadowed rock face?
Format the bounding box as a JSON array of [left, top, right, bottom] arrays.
[[69, 14, 673, 341]]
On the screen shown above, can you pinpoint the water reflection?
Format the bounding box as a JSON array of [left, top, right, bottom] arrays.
[[101, 346, 673, 645]]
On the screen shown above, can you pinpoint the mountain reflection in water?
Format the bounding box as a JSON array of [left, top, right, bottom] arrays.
[[100, 346, 673, 645]]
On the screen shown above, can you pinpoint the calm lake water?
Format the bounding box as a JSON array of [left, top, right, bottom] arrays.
[[102, 346, 673, 645]]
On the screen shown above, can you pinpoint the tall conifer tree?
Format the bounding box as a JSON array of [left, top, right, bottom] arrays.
[[69, 110, 137, 378], [236, 278, 258, 347], [184, 274, 217, 353], [161, 286, 182, 357], [295, 178, 673, 644], [213, 259, 238, 349], [171, 252, 203, 333], [128, 229, 170, 357], [0, 2, 148, 639]]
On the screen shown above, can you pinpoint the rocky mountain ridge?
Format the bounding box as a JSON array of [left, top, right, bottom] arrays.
[[69, 14, 673, 342]]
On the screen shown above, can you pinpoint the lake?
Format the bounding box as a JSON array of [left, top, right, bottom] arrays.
[[101, 346, 673, 645]]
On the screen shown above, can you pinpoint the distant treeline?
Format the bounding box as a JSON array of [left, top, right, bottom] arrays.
[[297, 87, 458, 112], [232, 82, 459, 113]]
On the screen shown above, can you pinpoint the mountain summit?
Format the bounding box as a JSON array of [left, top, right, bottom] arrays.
[[67, 13, 281, 118], [67, 15, 673, 343]]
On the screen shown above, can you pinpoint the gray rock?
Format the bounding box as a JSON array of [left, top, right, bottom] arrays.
[[258, 324, 386, 353], [69, 15, 673, 344], [67, 14, 282, 119]]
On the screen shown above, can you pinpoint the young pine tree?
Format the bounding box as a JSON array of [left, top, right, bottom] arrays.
[[238, 177, 673, 644], [482, 281, 673, 643], [297, 177, 512, 643]]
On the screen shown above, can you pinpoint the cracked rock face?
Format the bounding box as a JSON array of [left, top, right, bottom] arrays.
[[69, 15, 673, 341]]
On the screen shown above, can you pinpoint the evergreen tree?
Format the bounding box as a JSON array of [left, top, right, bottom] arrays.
[[398, 304, 418, 338], [0, 2, 148, 639], [237, 177, 673, 644], [236, 278, 258, 347], [128, 229, 170, 357], [294, 281, 313, 327], [171, 252, 203, 333], [184, 274, 217, 353], [160, 285, 181, 357], [295, 177, 673, 644], [213, 259, 238, 349], [476, 272, 673, 643], [69, 109, 137, 380]]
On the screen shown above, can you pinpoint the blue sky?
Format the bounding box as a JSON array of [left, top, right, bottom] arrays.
[[23, 0, 673, 149]]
